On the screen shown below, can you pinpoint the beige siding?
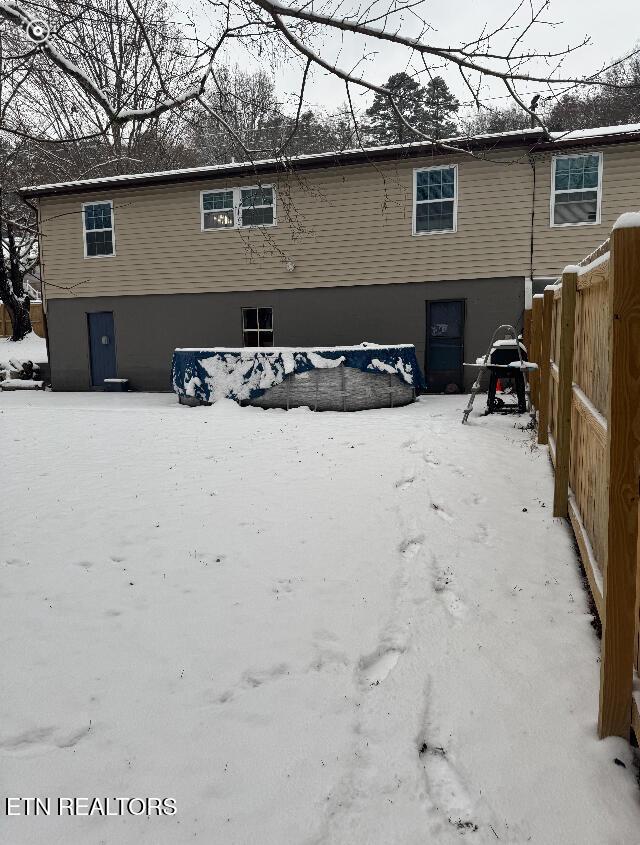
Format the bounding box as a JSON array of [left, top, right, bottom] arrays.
[[39, 152, 533, 299], [38, 141, 640, 300], [532, 142, 640, 278]]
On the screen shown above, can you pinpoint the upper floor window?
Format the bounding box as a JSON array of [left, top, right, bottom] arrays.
[[551, 153, 602, 227], [413, 166, 457, 235], [201, 185, 276, 230], [202, 190, 234, 229], [242, 307, 273, 347], [83, 201, 115, 257]]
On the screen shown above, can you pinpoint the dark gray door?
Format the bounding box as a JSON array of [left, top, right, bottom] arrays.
[[87, 311, 117, 387], [425, 300, 465, 392]]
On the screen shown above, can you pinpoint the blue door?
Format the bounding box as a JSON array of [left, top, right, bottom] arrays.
[[426, 300, 465, 392], [87, 311, 117, 387]]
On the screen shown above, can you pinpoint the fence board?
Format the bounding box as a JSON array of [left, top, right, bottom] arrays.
[[537, 289, 553, 445], [530, 295, 543, 410], [0, 302, 45, 338], [538, 219, 640, 743], [553, 269, 577, 519], [598, 223, 640, 739]]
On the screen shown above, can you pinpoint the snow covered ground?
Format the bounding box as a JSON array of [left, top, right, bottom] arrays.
[[1, 392, 639, 844], [0, 332, 47, 367]]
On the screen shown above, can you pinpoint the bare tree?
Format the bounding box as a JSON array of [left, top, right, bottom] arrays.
[[189, 66, 356, 162], [1, 0, 637, 149], [0, 0, 200, 338], [0, 158, 37, 340], [190, 65, 280, 163]]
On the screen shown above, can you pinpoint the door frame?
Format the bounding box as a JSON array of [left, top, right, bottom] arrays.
[[424, 298, 466, 393], [87, 310, 118, 389]]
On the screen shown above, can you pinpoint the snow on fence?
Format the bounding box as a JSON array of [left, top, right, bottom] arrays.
[[0, 301, 45, 338], [527, 216, 640, 742]]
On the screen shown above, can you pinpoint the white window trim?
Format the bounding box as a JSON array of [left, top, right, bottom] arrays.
[[412, 164, 458, 236], [200, 185, 277, 232], [550, 152, 603, 228], [241, 306, 274, 347], [82, 199, 116, 259]]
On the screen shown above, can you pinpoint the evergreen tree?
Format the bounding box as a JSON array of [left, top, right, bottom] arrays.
[[366, 72, 459, 144], [365, 72, 427, 144], [423, 77, 460, 139]]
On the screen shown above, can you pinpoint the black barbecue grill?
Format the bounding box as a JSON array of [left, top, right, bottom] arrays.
[[486, 340, 528, 413]]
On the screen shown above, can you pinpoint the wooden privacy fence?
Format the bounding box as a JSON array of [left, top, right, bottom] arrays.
[[527, 214, 640, 741], [0, 301, 45, 337]]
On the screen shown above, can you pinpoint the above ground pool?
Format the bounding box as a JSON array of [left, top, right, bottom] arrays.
[[172, 344, 425, 411]]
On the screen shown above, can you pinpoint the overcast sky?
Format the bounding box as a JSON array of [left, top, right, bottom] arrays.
[[184, 0, 638, 116]]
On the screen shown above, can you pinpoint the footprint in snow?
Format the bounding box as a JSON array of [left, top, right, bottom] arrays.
[[423, 452, 440, 467], [431, 503, 453, 523], [359, 646, 403, 687], [433, 569, 467, 619], [395, 476, 416, 491], [218, 662, 292, 703], [417, 739, 477, 833], [272, 577, 301, 598], [74, 561, 93, 570], [4, 558, 28, 567], [399, 537, 424, 558], [0, 723, 91, 756]]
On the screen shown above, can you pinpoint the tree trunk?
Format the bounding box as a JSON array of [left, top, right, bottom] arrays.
[[0, 223, 33, 341], [1, 292, 32, 341]]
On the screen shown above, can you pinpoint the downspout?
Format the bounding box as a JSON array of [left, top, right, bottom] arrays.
[[526, 152, 537, 310]]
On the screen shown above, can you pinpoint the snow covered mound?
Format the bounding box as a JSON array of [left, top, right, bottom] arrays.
[[0, 332, 47, 388], [0, 331, 47, 368], [172, 343, 424, 404]]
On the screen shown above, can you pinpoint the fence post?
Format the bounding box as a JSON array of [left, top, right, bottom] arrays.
[[598, 218, 640, 740], [523, 308, 532, 355], [553, 268, 577, 518], [530, 295, 543, 410], [537, 288, 554, 445]]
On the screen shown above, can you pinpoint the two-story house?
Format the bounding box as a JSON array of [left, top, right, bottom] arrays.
[[20, 123, 640, 392]]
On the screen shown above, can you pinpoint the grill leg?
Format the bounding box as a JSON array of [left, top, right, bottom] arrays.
[[486, 372, 498, 414], [515, 373, 527, 413]]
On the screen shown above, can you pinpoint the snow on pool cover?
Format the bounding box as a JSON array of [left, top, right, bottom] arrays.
[[172, 344, 425, 404]]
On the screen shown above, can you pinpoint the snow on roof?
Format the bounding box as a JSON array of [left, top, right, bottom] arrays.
[[19, 129, 546, 197], [20, 122, 640, 197], [550, 123, 640, 142]]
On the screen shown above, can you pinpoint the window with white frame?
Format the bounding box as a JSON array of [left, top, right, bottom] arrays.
[[202, 190, 234, 229], [413, 166, 457, 234], [242, 307, 273, 347], [551, 153, 602, 226], [201, 185, 276, 230], [83, 201, 115, 256]]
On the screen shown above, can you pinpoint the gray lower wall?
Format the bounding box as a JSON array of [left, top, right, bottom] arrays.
[[46, 277, 524, 391]]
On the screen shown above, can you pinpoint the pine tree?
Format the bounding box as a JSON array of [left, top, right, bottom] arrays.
[[365, 72, 427, 144], [423, 77, 460, 139], [366, 72, 459, 144]]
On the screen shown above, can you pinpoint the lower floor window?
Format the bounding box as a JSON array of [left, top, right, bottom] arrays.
[[242, 307, 273, 347]]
